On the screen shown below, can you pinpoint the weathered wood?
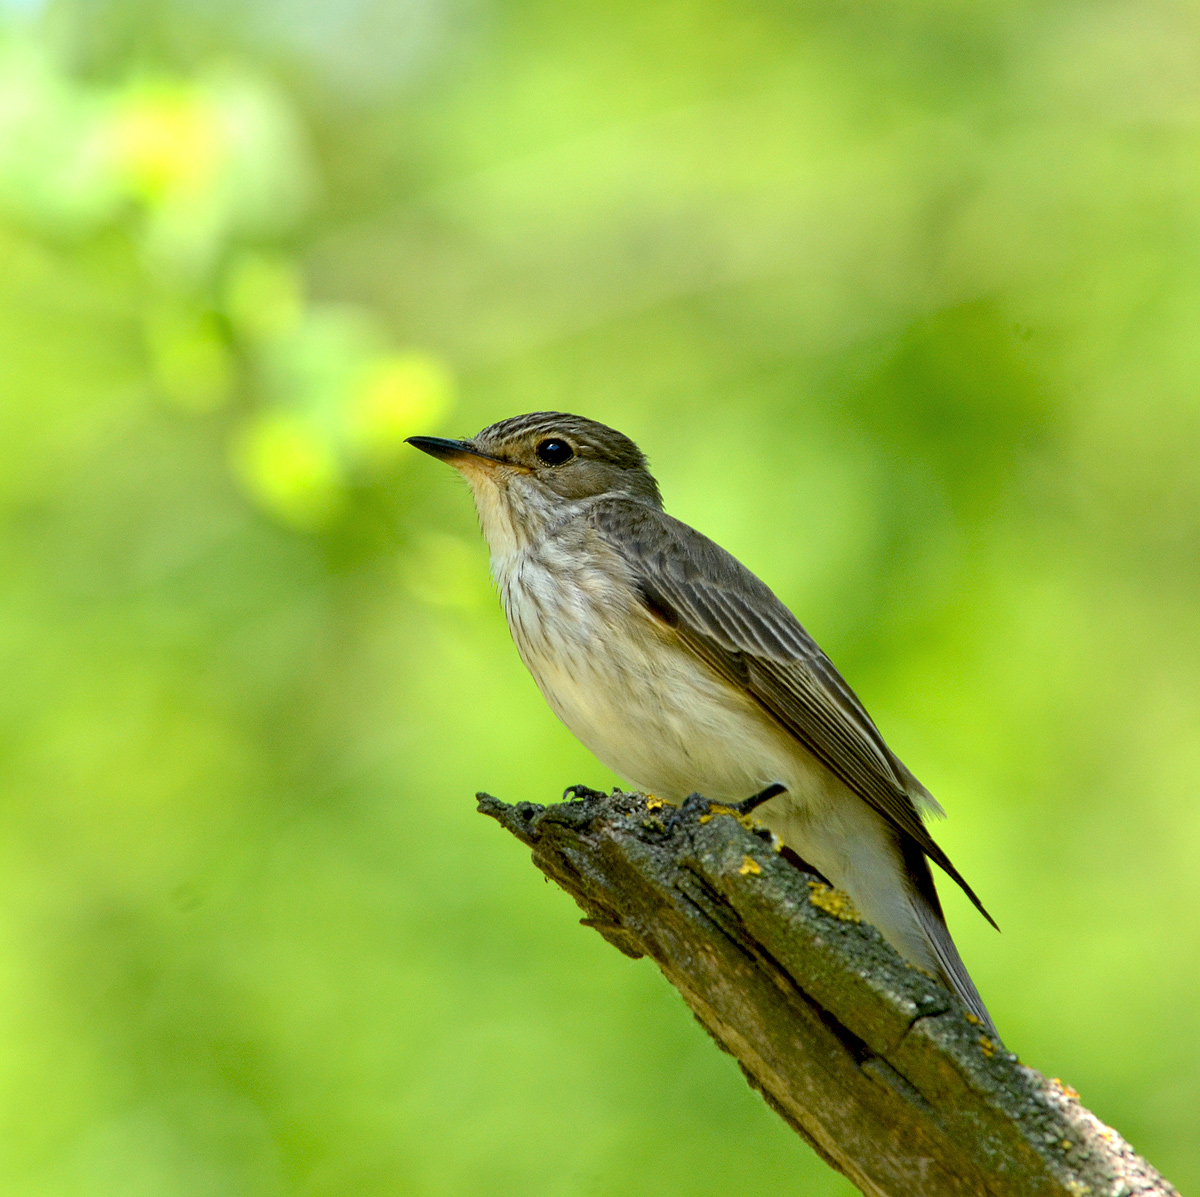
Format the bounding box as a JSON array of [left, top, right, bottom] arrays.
[[478, 788, 1177, 1197]]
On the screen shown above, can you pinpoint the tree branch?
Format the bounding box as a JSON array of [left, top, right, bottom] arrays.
[[478, 788, 1177, 1197]]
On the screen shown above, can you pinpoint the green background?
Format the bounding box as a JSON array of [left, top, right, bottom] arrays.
[[2, 0, 1199, 1192]]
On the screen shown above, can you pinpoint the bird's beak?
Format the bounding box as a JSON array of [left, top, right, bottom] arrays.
[[405, 436, 504, 471]]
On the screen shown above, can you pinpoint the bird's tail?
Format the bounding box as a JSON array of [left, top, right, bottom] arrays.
[[902, 838, 998, 1039]]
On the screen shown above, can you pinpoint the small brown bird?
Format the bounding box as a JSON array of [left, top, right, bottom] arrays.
[[408, 412, 997, 1034]]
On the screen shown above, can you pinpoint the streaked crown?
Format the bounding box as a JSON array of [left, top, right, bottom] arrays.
[[472, 412, 663, 507]]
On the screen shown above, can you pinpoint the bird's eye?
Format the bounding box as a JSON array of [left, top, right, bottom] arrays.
[[535, 438, 574, 465]]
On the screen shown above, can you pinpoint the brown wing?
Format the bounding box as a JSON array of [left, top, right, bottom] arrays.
[[590, 498, 996, 929]]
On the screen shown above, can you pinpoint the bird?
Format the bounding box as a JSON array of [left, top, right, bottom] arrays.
[[407, 411, 997, 1035]]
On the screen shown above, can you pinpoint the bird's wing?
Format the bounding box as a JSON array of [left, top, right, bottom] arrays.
[[590, 498, 995, 928]]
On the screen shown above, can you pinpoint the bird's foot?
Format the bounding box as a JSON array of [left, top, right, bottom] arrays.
[[562, 783, 608, 802], [680, 784, 786, 820], [729, 783, 787, 816]]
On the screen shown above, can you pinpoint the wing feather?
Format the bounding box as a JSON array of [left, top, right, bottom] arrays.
[[590, 498, 996, 929]]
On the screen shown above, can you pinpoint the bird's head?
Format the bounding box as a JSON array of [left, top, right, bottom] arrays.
[[407, 412, 661, 554]]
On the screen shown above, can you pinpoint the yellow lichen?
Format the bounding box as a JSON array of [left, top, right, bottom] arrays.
[[807, 881, 861, 922], [645, 796, 666, 810], [978, 1035, 996, 1059], [698, 804, 759, 831], [964, 1013, 982, 1026], [738, 855, 762, 876]]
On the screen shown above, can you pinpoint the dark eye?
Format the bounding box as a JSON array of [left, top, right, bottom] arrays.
[[535, 438, 574, 465]]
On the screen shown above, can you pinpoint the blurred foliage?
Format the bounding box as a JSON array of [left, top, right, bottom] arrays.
[[0, 33, 451, 527], [1, 0, 1200, 1194]]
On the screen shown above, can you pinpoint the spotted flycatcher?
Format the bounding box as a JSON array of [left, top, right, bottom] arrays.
[[408, 412, 997, 1033]]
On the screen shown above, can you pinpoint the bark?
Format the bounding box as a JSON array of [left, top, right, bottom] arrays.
[[478, 788, 1177, 1197]]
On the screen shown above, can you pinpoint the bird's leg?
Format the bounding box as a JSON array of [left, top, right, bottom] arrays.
[[680, 783, 787, 818], [562, 783, 608, 802], [729, 782, 787, 816]]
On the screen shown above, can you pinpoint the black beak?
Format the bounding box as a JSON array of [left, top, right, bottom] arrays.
[[406, 436, 492, 463], [406, 436, 523, 473]]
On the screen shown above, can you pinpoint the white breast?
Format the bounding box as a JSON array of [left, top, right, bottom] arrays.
[[493, 540, 803, 805]]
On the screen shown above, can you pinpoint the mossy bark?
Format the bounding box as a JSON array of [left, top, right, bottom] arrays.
[[479, 789, 1176, 1197]]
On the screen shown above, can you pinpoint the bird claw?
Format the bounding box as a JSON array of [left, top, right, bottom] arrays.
[[562, 783, 607, 802]]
